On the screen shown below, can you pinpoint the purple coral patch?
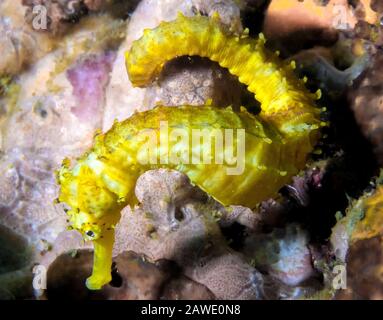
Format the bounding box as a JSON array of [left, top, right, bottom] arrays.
[[67, 51, 116, 122]]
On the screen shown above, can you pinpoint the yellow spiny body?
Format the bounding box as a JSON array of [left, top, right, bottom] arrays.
[[57, 14, 322, 290]]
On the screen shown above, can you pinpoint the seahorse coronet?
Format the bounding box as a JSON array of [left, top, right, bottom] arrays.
[[57, 15, 322, 290]]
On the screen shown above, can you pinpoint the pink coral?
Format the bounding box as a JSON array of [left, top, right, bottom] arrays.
[[67, 52, 115, 124]]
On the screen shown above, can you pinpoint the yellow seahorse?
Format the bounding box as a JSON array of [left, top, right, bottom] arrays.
[[57, 14, 322, 290]]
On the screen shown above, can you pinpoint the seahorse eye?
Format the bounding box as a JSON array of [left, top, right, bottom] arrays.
[[86, 230, 95, 237], [83, 224, 102, 241]]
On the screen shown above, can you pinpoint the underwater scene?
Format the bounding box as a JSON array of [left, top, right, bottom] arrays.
[[0, 0, 382, 301]]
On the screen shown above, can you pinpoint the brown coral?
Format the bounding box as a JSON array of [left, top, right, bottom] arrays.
[[337, 236, 383, 299], [0, 0, 58, 75], [114, 169, 267, 300], [263, 0, 345, 53], [45, 250, 215, 300], [22, 0, 139, 35], [23, 0, 88, 35], [349, 53, 383, 165], [331, 182, 383, 299], [244, 224, 317, 287]]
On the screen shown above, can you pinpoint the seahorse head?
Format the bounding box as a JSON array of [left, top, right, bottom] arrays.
[[56, 156, 121, 241]]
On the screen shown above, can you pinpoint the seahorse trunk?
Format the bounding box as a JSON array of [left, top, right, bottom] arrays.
[[58, 14, 323, 290], [126, 14, 321, 141]]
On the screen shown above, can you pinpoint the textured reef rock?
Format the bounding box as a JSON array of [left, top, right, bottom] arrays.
[[114, 169, 267, 300], [244, 225, 316, 287], [45, 250, 215, 300], [337, 236, 383, 299], [0, 225, 33, 299], [22, 0, 137, 35], [141, 57, 244, 112], [102, 251, 215, 300], [23, 0, 89, 35], [0, 0, 57, 75], [0, 0, 133, 76], [330, 182, 383, 261], [264, 0, 380, 57], [331, 177, 383, 299], [264, 0, 346, 53], [289, 40, 372, 97], [261, 0, 377, 103], [349, 53, 383, 165], [346, 0, 382, 45]]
